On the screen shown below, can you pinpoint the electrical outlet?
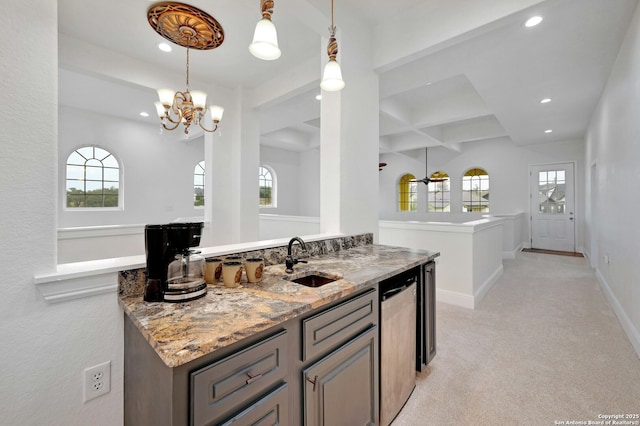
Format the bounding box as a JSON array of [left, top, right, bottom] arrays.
[[83, 361, 111, 402]]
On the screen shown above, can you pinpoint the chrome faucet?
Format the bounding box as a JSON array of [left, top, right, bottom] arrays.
[[285, 236, 308, 273]]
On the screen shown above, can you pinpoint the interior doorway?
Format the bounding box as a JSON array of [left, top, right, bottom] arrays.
[[530, 162, 576, 252]]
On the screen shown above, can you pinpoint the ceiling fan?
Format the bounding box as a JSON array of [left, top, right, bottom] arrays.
[[410, 147, 446, 185]]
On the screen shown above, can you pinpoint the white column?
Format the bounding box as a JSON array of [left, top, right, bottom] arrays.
[[206, 87, 260, 245], [319, 18, 380, 240]]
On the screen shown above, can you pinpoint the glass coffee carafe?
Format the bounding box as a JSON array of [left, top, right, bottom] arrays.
[[167, 250, 205, 289]]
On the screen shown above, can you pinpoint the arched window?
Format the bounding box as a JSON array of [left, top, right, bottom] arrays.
[[462, 167, 489, 212], [66, 146, 120, 208], [259, 166, 276, 207], [194, 161, 205, 207], [427, 171, 450, 212], [398, 174, 418, 212]]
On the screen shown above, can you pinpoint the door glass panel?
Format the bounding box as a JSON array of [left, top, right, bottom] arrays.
[[538, 170, 566, 214]]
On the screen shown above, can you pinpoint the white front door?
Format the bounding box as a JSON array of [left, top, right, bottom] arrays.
[[530, 163, 575, 252]]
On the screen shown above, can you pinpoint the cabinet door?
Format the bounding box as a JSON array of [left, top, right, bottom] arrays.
[[303, 326, 378, 426]]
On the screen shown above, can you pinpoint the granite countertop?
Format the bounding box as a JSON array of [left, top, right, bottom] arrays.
[[119, 244, 439, 368]]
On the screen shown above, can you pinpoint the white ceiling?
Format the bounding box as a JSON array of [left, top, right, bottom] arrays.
[[57, 0, 639, 155]]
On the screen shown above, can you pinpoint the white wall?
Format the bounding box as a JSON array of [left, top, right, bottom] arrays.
[[58, 105, 205, 228], [298, 148, 321, 217], [379, 218, 504, 309], [584, 2, 640, 356], [0, 2, 124, 425], [379, 138, 585, 250], [259, 145, 321, 217]]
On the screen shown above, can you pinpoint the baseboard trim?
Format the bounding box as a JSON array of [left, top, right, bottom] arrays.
[[436, 265, 503, 310], [503, 244, 523, 259], [474, 265, 504, 307], [436, 288, 475, 310], [596, 269, 640, 358]]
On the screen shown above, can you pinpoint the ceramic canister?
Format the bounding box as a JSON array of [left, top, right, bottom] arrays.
[[244, 257, 264, 283], [204, 258, 223, 284], [222, 261, 243, 288]]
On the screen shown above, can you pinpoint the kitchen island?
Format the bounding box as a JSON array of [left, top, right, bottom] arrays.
[[120, 242, 439, 425]]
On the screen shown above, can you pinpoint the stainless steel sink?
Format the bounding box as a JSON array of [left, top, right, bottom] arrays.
[[284, 271, 341, 288]]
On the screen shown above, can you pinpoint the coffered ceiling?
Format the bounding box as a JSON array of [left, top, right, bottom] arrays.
[[58, 0, 639, 155]]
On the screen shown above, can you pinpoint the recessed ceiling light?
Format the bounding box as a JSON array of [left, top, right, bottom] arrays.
[[540, 98, 552, 104], [525, 16, 543, 27], [140, 112, 150, 117], [544, 129, 553, 134], [158, 43, 172, 52], [315, 94, 322, 100]]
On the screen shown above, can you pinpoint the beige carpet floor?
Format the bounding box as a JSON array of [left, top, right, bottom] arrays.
[[392, 251, 640, 425]]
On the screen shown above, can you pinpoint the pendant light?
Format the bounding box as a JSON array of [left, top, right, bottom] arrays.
[[320, 0, 345, 91], [249, 0, 281, 60]]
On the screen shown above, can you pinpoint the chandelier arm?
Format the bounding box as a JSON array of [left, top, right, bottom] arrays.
[[161, 117, 182, 131], [163, 91, 188, 125], [198, 118, 220, 133]]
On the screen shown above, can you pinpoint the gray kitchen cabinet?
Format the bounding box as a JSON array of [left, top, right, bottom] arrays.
[[190, 330, 288, 425], [302, 326, 378, 426], [300, 287, 378, 426], [124, 287, 380, 426]]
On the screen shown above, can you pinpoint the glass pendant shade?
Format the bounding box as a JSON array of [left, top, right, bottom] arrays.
[[157, 88, 175, 106], [320, 59, 345, 91], [154, 101, 165, 117], [190, 90, 208, 109], [209, 105, 224, 122], [249, 18, 281, 60]]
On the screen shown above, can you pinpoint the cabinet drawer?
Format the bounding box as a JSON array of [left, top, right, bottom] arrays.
[[191, 330, 288, 426], [303, 288, 377, 361], [219, 382, 289, 426]]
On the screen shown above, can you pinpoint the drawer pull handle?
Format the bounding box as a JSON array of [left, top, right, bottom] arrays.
[[307, 375, 319, 392], [246, 372, 263, 385]]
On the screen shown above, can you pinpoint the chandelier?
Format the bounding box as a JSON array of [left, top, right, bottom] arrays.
[[147, 2, 225, 135]]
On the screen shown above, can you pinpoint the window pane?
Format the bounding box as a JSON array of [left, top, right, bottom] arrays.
[[538, 169, 565, 214], [84, 194, 103, 208], [85, 180, 103, 192], [103, 167, 118, 182], [67, 151, 86, 165], [259, 166, 274, 207], [428, 171, 450, 212], [66, 165, 85, 180], [76, 147, 93, 158], [398, 174, 417, 212], [194, 175, 204, 186], [104, 194, 118, 207], [102, 155, 118, 168], [462, 169, 489, 212], [66, 180, 84, 191], [85, 165, 102, 181], [66, 146, 120, 208], [94, 147, 110, 161]]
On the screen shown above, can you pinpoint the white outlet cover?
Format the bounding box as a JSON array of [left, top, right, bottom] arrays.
[[83, 361, 111, 402]]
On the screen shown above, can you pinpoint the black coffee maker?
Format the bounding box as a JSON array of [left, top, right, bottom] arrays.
[[144, 222, 206, 303]]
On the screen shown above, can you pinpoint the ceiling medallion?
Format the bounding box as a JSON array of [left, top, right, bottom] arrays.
[[147, 2, 224, 50]]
